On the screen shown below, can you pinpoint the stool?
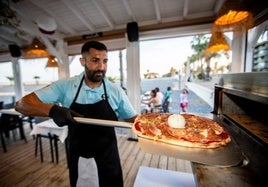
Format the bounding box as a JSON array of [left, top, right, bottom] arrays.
[[35, 133, 59, 163]]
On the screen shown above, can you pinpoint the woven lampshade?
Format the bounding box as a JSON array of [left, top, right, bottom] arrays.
[[46, 55, 58, 68], [24, 38, 49, 58], [215, 0, 253, 31], [205, 31, 230, 53]]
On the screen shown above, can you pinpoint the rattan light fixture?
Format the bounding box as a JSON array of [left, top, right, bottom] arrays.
[[24, 37, 49, 58], [46, 55, 58, 68], [215, 0, 253, 31], [205, 31, 230, 53]]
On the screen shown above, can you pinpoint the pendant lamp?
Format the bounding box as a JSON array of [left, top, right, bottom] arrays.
[[205, 31, 230, 53], [24, 37, 49, 58], [46, 55, 58, 68], [215, 0, 253, 31]]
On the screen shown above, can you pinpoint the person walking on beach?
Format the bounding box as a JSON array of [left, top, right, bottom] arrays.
[[180, 88, 189, 112]]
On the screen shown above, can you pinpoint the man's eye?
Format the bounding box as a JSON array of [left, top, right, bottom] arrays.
[[91, 58, 98, 63]]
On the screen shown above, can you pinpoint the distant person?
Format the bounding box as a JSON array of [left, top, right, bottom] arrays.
[[180, 88, 189, 112], [162, 86, 172, 113], [141, 89, 162, 113], [155, 87, 164, 104]]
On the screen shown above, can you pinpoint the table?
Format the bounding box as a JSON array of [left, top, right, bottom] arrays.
[[0, 109, 22, 116], [0, 108, 26, 152], [30, 119, 68, 163], [0, 110, 68, 142], [30, 119, 68, 143]]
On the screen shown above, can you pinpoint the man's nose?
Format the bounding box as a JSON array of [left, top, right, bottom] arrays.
[[97, 61, 106, 69]]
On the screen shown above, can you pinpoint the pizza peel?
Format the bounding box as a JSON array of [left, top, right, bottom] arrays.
[[75, 116, 244, 167], [74, 117, 133, 128], [0, 109, 243, 167], [137, 136, 244, 167]]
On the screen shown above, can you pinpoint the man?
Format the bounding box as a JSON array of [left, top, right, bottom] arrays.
[[15, 41, 137, 187]]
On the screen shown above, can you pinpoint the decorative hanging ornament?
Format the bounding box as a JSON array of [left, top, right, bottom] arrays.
[[36, 15, 57, 34]]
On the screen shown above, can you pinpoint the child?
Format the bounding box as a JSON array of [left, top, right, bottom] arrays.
[[180, 88, 189, 112]]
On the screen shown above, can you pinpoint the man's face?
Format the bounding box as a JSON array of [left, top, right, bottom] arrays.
[[81, 48, 108, 83]]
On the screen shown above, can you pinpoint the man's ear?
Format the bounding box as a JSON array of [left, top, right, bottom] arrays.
[[80, 57, 86, 66]]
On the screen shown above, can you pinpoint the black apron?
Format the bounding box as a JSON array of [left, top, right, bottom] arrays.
[[67, 76, 123, 187]]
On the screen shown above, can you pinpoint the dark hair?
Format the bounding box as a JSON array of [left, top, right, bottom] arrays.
[[81, 41, 107, 56], [167, 86, 171, 91], [151, 89, 157, 97], [183, 88, 188, 94], [155, 87, 159, 92]]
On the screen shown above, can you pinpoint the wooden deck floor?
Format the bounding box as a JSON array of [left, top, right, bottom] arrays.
[[0, 126, 193, 187]]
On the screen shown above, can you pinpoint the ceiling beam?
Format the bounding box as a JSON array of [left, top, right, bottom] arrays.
[[153, 0, 161, 22], [122, 0, 136, 21], [214, 0, 225, 14], [0, 37, 12, 46], [186, 11, 216, 19], [92, 0, 114, 28], [61, 0, 95, 31], [65, 16, 216, 46], [0, 26, 29, 44], [183, 0, 189, 18]]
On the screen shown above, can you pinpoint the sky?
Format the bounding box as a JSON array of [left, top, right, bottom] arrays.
[[0, 36, 194, 84], [69, 36, 194, 79], [139, 36, 193, 76]]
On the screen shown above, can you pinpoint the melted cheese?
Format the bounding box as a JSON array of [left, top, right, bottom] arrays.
[[200, 129, 208, 137]]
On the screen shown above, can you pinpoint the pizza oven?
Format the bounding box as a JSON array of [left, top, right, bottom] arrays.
[[191, 72, 268, 187]]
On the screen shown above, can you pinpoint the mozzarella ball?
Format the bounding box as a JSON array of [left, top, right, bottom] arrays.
[[168, 114, 186, 128]]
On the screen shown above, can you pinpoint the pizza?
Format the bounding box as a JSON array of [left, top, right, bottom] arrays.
[[132, 113, 231, 148]]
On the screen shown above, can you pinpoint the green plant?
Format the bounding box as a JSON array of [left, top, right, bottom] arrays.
[[6, 76, 14, 85], [0, 0, 26, 36]]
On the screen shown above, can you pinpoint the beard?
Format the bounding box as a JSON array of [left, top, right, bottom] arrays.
[[85, 65, 106, 82]]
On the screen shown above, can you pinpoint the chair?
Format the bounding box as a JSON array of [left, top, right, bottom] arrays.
[[0, 113, 27, 152], [34, 117, 60, 163], [35, 133, 59, 163]]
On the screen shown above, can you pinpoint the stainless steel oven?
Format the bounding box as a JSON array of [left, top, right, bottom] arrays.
[[192, 72, 268, 187]]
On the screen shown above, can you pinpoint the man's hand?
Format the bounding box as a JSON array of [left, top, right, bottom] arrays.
[[49, 105, 83, 127]]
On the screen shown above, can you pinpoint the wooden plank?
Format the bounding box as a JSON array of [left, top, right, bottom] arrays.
[[124, 148, 145, 187], [150, 154, 160, 168], [0, 125, 193, 186], [167, 157, 177, 171], [122, 142, 140, 186], [158, 155, 168, 170], [141, 152, 152, 167], [176, 158, 193, 173]]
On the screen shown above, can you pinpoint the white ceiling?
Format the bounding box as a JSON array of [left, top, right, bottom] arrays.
[[0, 0, 267, 59]]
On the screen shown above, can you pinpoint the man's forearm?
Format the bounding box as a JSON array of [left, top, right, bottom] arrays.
[[14, 92, 53, 117]]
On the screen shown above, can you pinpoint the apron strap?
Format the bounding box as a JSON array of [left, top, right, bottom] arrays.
[[71, 76, 109, 105], [71, 76, 84, 106], [101, 80, 109, 101]]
